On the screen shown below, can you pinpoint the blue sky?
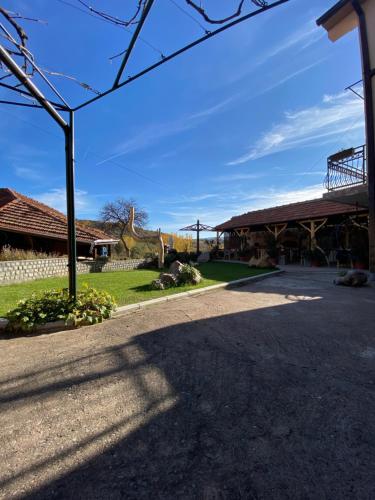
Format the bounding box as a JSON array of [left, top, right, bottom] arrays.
[[1, 0, 365, 235]]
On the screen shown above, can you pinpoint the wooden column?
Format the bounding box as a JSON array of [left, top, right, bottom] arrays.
[[265, 223, 287, 240], [298, 218, 329, 265], [234, 228, 250, 251], [298, 219, 327, 250]]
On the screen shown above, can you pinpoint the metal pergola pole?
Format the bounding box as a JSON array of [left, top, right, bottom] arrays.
[[196, 219, 200, 254], [65, 111, 77, 298], [112, 0, 155, 88], [0, 45, 68, 128], [1, 0, 290, 296], [73, 0, 290, 112], [0, 44, 77, 298]]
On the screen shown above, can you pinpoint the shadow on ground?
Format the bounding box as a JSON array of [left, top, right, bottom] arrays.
[[0, 272, 375, 499]]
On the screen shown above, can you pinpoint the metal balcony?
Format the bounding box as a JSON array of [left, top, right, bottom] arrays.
[[324, 145, 366, 191]]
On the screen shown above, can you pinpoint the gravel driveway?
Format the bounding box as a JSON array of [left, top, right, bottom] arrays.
[[1, 270, 375, 499]]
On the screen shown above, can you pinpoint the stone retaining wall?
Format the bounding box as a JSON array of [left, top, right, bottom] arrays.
[[0, 258, 151, 284]]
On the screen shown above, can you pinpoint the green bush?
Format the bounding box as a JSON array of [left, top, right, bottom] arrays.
[[177, 264, 202, 285], [6, 286, 116, 333]]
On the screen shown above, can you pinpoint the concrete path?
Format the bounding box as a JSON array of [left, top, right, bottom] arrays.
[[1, 270, 375, 499]]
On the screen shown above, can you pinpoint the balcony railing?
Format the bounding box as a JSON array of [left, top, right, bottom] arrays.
[[324, 145, 367, 191]]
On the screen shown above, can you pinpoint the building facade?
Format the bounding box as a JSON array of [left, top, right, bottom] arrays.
[[215, 197, 368, 268], [0, 188, 117, 258], [317, 0, 375, 274]]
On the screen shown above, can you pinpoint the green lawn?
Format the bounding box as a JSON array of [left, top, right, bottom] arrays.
[[0, 262, 273, 316]]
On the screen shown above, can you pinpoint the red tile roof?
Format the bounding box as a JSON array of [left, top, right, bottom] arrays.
[[0, 188, 110, 243], [215, 198, 367, 231]]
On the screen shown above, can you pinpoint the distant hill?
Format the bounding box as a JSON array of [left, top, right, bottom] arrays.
[[78, 220, 156, 238]]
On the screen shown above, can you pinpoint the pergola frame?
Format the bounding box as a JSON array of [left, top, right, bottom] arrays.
[[179, 220, 214, 254], [0, 0, 289, 297]]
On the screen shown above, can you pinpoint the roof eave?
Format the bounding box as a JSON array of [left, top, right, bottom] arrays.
[[0, 224, 94, 244], [316, 0, 361, 42], [1, 188, 111, 242], [316, 0, 351, 26], [215, 208, 368, 231]]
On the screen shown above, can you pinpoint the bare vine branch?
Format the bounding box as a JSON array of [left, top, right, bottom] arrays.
[[0, 6, 27, 48], [251, 0, 268, 6], [77, 0, 147, 27], [0, 5, 31, 72], [41, 67, 101, 95], [184, 0, 268, 24], [123, 0, 145, 26], [4, 10, 47, 24], [0, 5, 100, 95]]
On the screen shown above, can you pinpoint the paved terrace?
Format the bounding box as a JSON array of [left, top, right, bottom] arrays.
[[1, 270, 375, 499]]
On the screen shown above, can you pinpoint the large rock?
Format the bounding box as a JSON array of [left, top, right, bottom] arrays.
[[257, 256, 274, 268], [159, 273, 178, 288], [169, 260, 184, 276], [334, 270, 368, 287], [248, 254, 275, 268], [151, 279, 164, 290]]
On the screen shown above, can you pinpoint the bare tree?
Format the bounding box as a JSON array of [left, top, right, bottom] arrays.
[[101, 198, 148, 257]]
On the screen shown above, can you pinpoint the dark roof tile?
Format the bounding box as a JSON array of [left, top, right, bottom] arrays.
[[0, 188, 110, 243], [215, 198, 366, 231]]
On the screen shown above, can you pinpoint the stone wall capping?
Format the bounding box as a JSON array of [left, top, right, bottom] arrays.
[[0, 258, 151, 284]]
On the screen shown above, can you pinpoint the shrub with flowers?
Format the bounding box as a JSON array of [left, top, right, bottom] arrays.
[[6, 286, 116, 333]]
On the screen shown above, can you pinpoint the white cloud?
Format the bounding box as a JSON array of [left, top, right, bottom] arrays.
[[163, 194, 219, 204], [258, 59, 327, 96], [14, 166, 42, 181], [253, 184, 325, 206], [35, 188, 93, 216], [263, 21, 324, 60], [7, 146, 50, 182], [226, 20, 324, 86], [215, 173, 264, 182], [96, 96, 236, 166], [294, 171, 326, 176], [160, 184, 326, 230], [6, 145, 65, 185], [227, 92, 365, 165], [188, 97, 235, 120]]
